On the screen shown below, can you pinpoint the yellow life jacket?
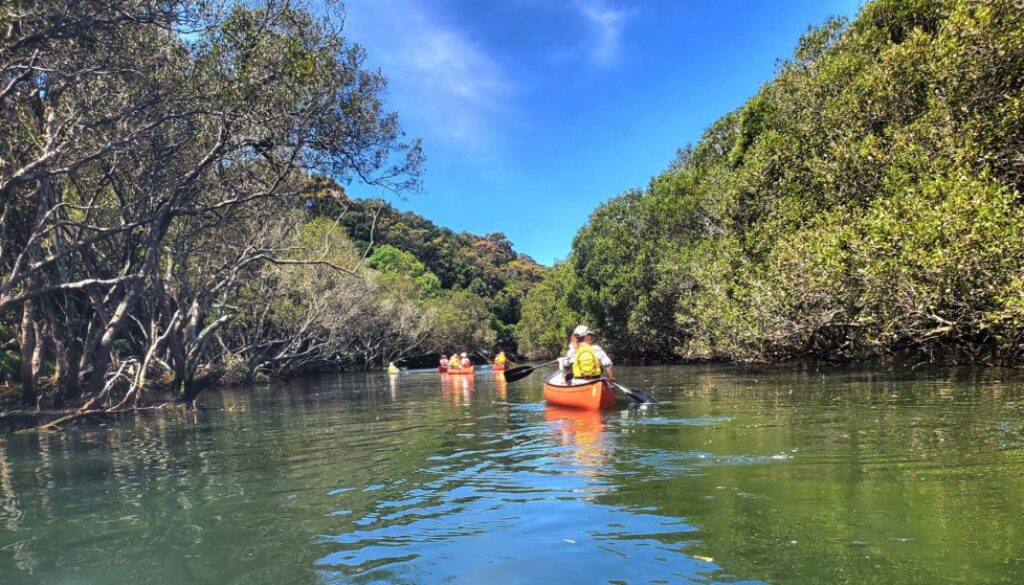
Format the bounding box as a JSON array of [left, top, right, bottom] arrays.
[[495, 353, 506, 364], [572, 343, 602, 378]]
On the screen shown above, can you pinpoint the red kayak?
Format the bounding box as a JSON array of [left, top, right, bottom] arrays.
[[438, 366, 448, 373], [448, 365, 474, 375], [543, 373, 616, 411], [492, 363, 507, 371]]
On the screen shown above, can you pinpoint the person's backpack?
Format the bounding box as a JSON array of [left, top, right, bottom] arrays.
[[572, 343, 602, 378]]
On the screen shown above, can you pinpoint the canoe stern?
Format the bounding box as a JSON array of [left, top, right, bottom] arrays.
[[543, 378, 616, 410]]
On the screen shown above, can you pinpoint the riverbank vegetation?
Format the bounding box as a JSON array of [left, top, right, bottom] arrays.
[[0, 0, 543, 414], [518, 0, 1024, 366]]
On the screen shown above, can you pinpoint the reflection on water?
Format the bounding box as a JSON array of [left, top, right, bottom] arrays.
[[494, 372, 507, 401], [1, 365, 1024, 584], [439, 372, 475, 406], [545, 406, 608, 472]]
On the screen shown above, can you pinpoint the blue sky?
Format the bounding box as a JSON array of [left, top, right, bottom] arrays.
[[341, 0, 864, 265]]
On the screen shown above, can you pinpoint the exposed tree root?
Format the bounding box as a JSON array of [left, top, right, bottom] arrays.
[[15, 403, 173, 434]]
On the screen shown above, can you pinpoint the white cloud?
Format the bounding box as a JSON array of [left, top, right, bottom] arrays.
[[575, 0, 631, 66], [341, 0, 513, 153]]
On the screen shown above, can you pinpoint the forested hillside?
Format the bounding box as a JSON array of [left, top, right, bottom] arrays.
[[308, 185, 546, 350], [518, 0, 1024, 365]]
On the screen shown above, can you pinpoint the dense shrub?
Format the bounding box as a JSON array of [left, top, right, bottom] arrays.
[[518, 0, 1024, 365]]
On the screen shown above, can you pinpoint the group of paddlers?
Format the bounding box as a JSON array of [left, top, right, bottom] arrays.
[[439, 353, 472, 370], [434, 325, 613, 383], [438, 351, 510, 370]]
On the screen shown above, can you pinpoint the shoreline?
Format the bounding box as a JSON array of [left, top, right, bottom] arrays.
[[4, 358, 1021, 431]]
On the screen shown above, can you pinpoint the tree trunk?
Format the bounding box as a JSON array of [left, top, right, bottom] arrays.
[[30, 320, 46, 393], [59, 338, 82, 405], [84, 286, 139, 397], [39, 297, 74, 406], [19, 301, 36, 406], [78, 310, 104, 381], [166, 328, 188, 399]]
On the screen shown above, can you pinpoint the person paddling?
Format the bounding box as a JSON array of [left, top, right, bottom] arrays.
[[563, 325, 614, 382], [440, 354, 449, 369], [494, 350, 508, 368], [460, 352, 471, 368], [502, 327, 655, 403]]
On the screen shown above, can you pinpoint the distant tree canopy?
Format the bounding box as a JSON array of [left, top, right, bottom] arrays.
[[308, 188, 546, 351], [367, 244, 442, 298], [517, 0, 1024, 365], [516, 262, 583, 359]]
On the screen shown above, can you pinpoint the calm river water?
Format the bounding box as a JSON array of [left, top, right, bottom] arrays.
[[2, 365, 1024, 584]]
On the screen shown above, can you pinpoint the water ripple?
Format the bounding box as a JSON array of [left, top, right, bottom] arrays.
[[314, 404, 747, 584]]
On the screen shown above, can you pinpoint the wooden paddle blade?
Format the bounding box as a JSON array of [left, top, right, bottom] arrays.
[[502, 365, 536, 383]]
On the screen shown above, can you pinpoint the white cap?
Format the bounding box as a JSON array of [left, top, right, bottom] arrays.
[[461, 352, 467, 357], [573, 325, 591, 337]]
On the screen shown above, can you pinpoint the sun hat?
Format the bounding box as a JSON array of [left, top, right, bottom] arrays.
[[573, 325, 591, 337]]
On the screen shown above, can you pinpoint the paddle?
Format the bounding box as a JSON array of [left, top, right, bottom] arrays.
[[502, 359, 560, 383], [607, 380, 658, 404]]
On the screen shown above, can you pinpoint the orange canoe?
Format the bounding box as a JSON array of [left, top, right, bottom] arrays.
[[448, 365, 475, 375], [543, 373, 616, 411]]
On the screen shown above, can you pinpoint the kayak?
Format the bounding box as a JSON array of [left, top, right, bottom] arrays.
[[438, 366, 448, 373], [448, 366, 474, 375], [542, 372, 616, 411], [493, 363, 507, 371]]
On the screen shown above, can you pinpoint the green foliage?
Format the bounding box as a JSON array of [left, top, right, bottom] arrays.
[[427, 289, 496, 353], [518, 0, 1024, 365], [516, 262, 584, 358], [367, 244, 441, 297], [308, 188, 546, 351], [367, 244, 426, 275], [0, 351, 20, 381], [113, 340, 132, 357]]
